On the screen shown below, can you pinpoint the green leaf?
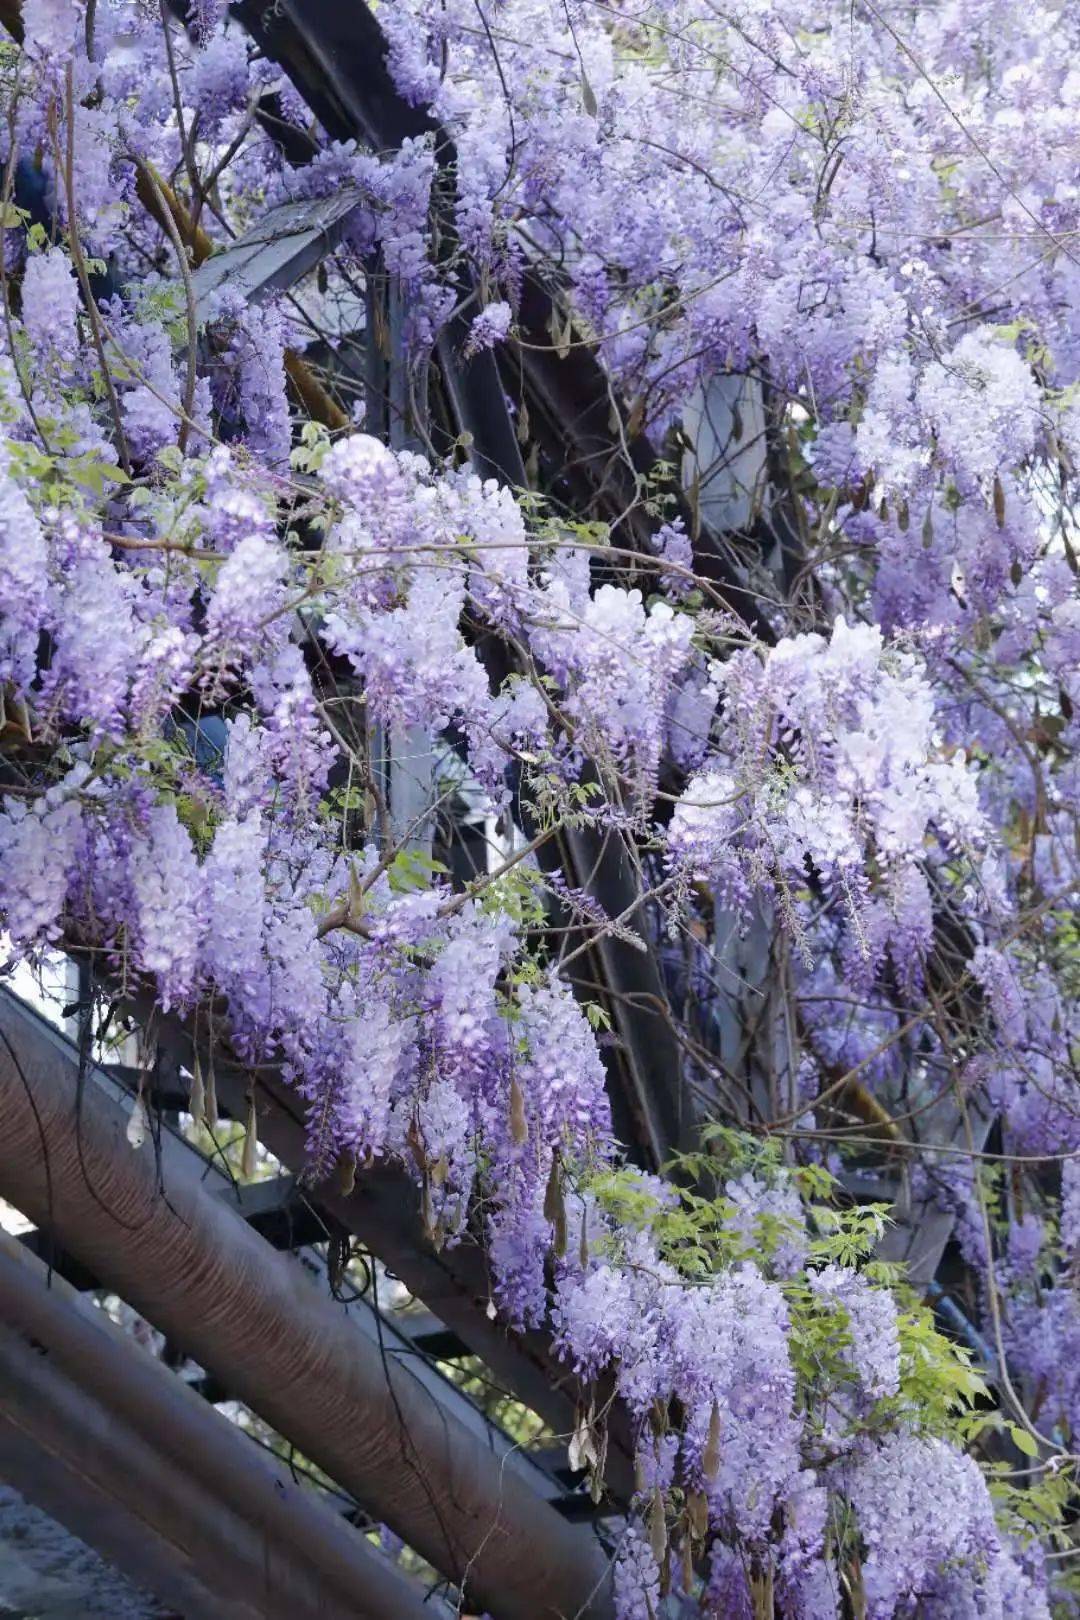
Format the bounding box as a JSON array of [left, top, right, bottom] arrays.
[[386, 847, 449, 893], [1009, 1424, 1039, 1458], [156, 444, 184, 474]]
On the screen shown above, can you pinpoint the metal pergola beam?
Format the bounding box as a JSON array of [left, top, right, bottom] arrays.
[[12, 1163, 589, 1521], [0, 987, 613, 1620], [0, 1235, 434, 1620]]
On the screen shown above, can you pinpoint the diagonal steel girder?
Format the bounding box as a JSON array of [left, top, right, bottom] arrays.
[[0, 986, 614, 1620]]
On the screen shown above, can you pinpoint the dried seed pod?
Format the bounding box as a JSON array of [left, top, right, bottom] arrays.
[[406, 1115, 426, 1172], [543, 1156, 567, 1257], [686, 1488, 709, 1542], [203, 1057, 219, 1131], [241, 1092, 258, 1179], [334, 1150, 357, 1197], [126, 1090, 148, 1150], [6, 692, 31, 741], [568, 1412, 597, 1473], [703, 1398, 722, 1480], [509, 1074, 528, 1146], [649, 1486, 667, 1565], [188, 1050, 205, 1128]]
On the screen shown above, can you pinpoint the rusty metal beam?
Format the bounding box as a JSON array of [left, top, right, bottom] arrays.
[[0, 987, 613, 1620], [11, 1161, 594, 1522]]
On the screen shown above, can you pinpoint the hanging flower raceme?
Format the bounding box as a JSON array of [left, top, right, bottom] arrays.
[[667, 618, 986, 963]]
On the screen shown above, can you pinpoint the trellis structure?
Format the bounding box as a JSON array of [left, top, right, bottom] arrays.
[[0, 0, 1003, 1611]]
